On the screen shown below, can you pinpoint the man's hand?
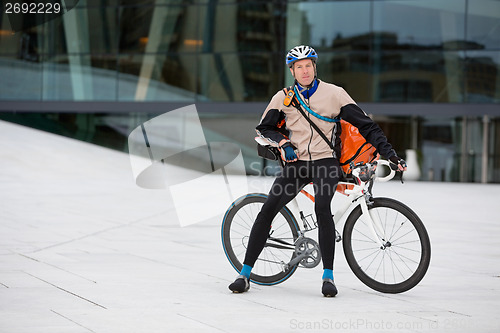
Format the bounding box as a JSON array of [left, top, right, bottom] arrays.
[[280, 142, 298, 162], [389, 156, 407, 172]]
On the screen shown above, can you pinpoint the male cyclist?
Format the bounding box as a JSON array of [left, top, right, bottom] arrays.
[[229, 45, 407, 297]]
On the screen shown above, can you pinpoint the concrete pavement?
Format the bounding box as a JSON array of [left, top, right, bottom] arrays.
[[1, 120, 499, 332]]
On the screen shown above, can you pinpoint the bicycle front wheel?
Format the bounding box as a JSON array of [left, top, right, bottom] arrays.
[[221, 193, 300, 285], [343, 197, 431, 293]]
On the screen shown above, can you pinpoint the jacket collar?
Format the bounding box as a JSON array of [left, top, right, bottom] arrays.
[[295, 79, 319, 100]]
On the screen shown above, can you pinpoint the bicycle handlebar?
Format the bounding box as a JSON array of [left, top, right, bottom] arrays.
[[344, 160, 396, 195], [374, 160, 396, 182]]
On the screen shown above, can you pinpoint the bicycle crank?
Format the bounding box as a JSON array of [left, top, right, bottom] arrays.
[[290, 237, 321, 268]]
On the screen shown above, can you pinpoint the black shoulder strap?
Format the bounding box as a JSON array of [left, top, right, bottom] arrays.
[[284, 87, 335, 151]]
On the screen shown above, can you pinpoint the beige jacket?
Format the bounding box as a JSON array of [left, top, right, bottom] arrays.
[[256, 79, 395, 161]]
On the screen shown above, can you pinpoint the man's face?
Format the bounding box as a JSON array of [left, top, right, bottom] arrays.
[[290, 59, 315, 86]]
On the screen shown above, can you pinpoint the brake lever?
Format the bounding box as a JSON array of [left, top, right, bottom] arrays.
[[389, 162, 405, 184]]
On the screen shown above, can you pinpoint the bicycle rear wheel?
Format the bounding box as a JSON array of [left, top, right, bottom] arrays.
[[343, 197, 431, 293], [221, 193, 300, 285]]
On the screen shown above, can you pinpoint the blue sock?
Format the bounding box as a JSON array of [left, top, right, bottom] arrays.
[[322, 269, 334, 281], [240, 264, 252, 279]]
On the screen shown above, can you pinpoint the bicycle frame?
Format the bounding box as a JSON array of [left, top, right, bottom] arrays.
[[286, 160, 396, 249]]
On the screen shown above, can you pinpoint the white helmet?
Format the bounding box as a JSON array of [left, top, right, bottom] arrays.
[[285, 45, 318, 68]]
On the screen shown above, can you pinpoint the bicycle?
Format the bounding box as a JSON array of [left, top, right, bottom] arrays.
[[221, 144, 431, 294]]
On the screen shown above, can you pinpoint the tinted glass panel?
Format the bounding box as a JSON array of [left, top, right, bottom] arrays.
[[373, 0, 466, 50], [464, 51, 500, 103], [1, 0, 498, 104], [198, 52, 282, 102], [467, 0, 500, 50], [319, 50, 466, 103], [375, 51, 466, 103], [287, 1, 371, 49], [0, 55, 42, 100], [316, 51, 372, 102], [42, 54, 117, 101], [117, 53, 198, 101], [118, 4, 203, 54], [194, 2, 283, 53]]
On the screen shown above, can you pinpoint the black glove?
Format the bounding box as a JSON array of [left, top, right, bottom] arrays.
[[389, 155, 407, 171]]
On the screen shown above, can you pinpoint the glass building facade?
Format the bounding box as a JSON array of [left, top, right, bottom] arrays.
[[1, 0, 499, 181]]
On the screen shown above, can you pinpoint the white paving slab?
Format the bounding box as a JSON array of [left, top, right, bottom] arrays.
[[1, 120, 499, 332]]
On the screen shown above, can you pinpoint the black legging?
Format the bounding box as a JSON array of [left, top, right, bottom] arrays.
[[243, 158, 341, 270]]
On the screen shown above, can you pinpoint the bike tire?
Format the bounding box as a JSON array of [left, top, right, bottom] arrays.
[[221, 193, 300, 285], [343, 197, 431, 293]]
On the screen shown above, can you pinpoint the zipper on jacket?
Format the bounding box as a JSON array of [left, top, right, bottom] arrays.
[[307, 113, 313, 160]]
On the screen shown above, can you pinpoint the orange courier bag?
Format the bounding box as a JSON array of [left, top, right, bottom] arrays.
[[339, 120, 379, 174]]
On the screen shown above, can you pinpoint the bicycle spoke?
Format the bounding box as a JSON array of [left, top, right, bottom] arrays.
[[393, 239, 421, 246], [389, 248, 421, 266], [234, 246, 246, 259], [272, 219, 292, 235], [389, 209, 399, 239], [351, 245, 380, 252], [390, 227, 417, 244], [373, 251, 385, 281], [358, 248, 382, 270], [352, 219, 380, 242], [351, 238, 380, 244], [377, 207, 389, 240], [391, 244, 421, 253], [230, 228, 250, 238], [387, 215, 410, 240], [386, 250, 406, 281], [240, 206, 255, 229]]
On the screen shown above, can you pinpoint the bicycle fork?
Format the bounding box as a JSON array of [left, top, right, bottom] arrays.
[[359, 198, 391, 249]]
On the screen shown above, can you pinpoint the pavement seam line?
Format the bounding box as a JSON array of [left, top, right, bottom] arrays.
[[17, 252, 98, 284], [177, 313, 230, 333], [25, 272, 107, 309], [51, 309, 97, 332]]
